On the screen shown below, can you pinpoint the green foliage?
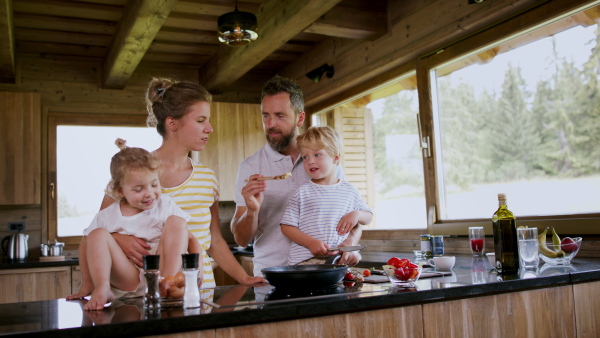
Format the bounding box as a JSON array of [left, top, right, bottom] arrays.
[[58, 194, 83, 218], [372, 28, 600, 197]]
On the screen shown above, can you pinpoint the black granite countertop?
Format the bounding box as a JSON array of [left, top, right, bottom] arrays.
[[0, 257, 79, 270], [1, 253, 599, 337]]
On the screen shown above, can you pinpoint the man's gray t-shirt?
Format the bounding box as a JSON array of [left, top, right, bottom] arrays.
[[234, 143, 345, 276]]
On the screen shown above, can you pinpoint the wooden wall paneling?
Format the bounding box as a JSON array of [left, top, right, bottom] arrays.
[[422, 286, 576, 338], [216, 102, 244, 200], [573, 281, 600, 337], [0, 267, 71, 304], [241, 103, 264, 160]]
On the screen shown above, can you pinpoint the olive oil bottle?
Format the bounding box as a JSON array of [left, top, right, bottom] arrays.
[[492, 193, 519, 274]]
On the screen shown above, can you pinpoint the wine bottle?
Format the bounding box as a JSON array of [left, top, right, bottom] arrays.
[[492, 193, 519, 274]]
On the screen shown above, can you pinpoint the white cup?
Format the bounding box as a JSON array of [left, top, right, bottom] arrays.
[[428, 256, 456, 271]]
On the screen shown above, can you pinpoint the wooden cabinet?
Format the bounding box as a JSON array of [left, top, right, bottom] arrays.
[[212, 255, 254, 287], [0, 92, 41, 205], [200, 102, 263, 201], [422, 286, 576, 337], [0, 266, 71, 304], [573, 281, 600, 338]]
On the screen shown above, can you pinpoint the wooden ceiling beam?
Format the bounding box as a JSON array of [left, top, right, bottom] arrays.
[[304, 5, 387, 40], [12, 0, 122, 21], [0, 0, 15, 83], [102, 0, 178, 89], [198, 0, 343, 94]]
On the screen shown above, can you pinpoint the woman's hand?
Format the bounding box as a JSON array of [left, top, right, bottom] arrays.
[[238, 275, 267, 285], [112, 233, 151, 268]]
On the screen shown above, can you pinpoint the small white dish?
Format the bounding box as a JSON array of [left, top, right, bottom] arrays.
[[486, 253, 495, 268]]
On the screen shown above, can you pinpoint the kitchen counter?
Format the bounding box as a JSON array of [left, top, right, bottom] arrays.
[[0, 257, 79, 270], [1, 253, 599, 337]]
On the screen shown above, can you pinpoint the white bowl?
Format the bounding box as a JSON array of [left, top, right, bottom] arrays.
[[486, 253, 495, 268]]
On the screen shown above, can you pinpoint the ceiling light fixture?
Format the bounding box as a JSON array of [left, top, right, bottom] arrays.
[[217, 0, 258, 47], [305, 64, 334, 83]]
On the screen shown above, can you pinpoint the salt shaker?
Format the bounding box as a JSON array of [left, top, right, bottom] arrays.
[[143, 255, 161, 310], [182, 253, 200, 309]]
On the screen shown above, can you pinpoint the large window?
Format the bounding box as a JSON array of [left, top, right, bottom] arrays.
[[320, 3, 600, 234], [421, 4, 600, 234], [47, 114, 162, 243], [367, 86, 426, 229], [434, 19, 600, 219]]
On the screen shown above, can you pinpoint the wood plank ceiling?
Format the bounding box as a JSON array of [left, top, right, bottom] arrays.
[[0, 0, 388, 103]]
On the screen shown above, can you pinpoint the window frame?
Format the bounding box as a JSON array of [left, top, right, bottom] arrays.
[[44, 111, 149, 246], [416, 1, 600, 235]]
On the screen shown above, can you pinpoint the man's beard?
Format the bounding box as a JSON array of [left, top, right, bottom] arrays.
[[266, 127, 296, 152]]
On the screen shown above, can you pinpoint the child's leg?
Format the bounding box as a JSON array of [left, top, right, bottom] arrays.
[[66, 237, 94, 299], [187, 230, 201, 254], [156, 215, 189, 276], [84, 228, 139, 311]]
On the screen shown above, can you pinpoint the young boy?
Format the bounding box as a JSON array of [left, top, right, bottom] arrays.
[[280, 126, 373, 265]]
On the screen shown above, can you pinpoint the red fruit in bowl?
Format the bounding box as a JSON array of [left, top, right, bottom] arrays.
[[561, 237, 578, 253]]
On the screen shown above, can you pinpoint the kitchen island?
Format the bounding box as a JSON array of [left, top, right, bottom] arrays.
[[1, 254, 599, 337]]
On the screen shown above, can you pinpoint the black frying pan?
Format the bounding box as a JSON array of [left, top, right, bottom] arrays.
[[261, 264, 348, 288]]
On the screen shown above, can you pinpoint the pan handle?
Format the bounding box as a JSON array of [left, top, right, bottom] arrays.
[[325, 254, 341, 264]]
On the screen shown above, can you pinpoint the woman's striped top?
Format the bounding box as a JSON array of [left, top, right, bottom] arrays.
[[162, 158, 220, 291]]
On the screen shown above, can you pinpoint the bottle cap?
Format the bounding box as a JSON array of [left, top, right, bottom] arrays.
[[182, 253, 199, 269], [498, 193, 506, 200], [143, 255, 160, 270]]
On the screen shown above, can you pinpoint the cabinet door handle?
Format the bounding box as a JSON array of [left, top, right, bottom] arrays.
[[50, 183, 55, 199]]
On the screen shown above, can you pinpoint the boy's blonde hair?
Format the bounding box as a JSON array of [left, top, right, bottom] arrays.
[[108, 138, 162, 197], [297, 126, 343, 161]]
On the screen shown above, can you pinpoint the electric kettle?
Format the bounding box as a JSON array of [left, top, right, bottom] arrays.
[[1, 233, 29, 262]]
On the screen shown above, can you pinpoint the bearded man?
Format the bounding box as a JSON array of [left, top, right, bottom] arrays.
[[231, 75, 363, 277]]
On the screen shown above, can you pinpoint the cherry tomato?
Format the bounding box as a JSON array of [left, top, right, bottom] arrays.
[[408, 268, 420, 280], [387, 257, 402, 268], [394, 267, 409, 281], [398, 258, 410, 268], [363, 269, 371, 277], [344, 271, 355, 280]]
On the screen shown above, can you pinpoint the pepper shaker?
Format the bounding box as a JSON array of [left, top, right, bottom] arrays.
[[143, 255, 161, 310], [182, 253, 200, 309]]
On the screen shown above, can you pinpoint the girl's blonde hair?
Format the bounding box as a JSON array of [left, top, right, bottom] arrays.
[[108, 138, 162, 195], [145, 77, 212, 137], [297, 126, 343, 161]]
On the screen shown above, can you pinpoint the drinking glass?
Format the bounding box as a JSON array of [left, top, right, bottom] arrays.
[[468, 227, 485, 256], [517, 227, 539, 270]]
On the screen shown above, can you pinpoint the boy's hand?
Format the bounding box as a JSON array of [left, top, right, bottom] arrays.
[[337, 211, 359, 235], [307, 239, 329, 257]]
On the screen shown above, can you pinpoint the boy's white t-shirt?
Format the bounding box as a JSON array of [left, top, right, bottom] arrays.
[[83, 195, 191, 245]]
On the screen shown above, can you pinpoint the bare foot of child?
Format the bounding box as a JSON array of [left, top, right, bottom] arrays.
[[66, 283, 94, 300], [84, 287, 115, 311]]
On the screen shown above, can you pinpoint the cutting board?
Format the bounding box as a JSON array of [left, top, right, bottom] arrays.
[[363, 270, 453, 283], [39, 255, 65, 262]]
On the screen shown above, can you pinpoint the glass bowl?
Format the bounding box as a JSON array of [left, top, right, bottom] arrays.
[[539, 237, 582, 265], [383, 265, 422, 287]]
